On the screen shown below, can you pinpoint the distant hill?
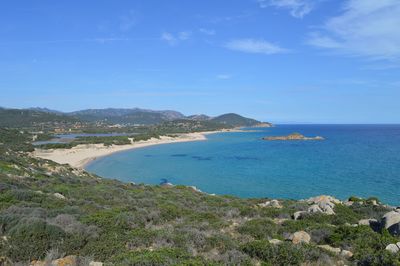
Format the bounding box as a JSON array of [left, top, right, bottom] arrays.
[[211, 113, 261, 127], [69, 108, 185, 125], [28, 107, 63, 114], [0, 107, 270, 127], [0, 108, 79, 128], [187, 114, 211, 121]]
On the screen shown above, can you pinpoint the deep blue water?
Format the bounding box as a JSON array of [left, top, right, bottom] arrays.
[[86, 125, 400, 205]]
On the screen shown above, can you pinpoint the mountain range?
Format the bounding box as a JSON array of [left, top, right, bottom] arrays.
[[0, 107, 271, 127]]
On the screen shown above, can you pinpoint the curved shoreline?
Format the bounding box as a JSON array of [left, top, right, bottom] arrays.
[[32, 130, 237, 169]]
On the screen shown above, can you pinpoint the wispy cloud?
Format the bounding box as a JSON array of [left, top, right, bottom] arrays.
[[225, 39, 289, 55], [199, 28, 216, 35], [258, 0, 319, 18], [216, 74, 232, 80], [307, 0, 400, 60], [161, 31, 192, 46]]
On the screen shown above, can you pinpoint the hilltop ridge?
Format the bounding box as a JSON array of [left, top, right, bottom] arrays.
[[0, 107, 271, 128]]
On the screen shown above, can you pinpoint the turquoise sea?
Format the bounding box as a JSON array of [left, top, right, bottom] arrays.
[[86, 125, 400, 205]]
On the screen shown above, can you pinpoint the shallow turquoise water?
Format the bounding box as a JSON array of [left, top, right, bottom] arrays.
[[86, 125, 400, 205]]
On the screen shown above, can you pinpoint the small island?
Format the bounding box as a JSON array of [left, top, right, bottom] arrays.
[[262, 132, 324, 141]]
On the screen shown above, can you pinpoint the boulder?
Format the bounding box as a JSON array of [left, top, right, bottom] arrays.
[[318, 245, 341, 254], [89, 262, 103, 266], [53, 255, 77, 266], [292, 231, 311, 244], [344, 201, 354, 206], [305, 195, 339, 215], [381, 211, 400, 236], [258, 199, 282, 209], [293, 211, 307, 220], [340, 250, 353, 258], [308, 204, 323, 214], [31, 255, 77, 266], [358, 218, 378, 226], [386, 244, 400, 253], [269, 239, 283, 245], [322, 205, 335, 215], [53, 193, 66, 200]]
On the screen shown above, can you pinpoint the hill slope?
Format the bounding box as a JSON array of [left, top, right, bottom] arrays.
[[0, 108, 80, 128], [69, 108, 186, 125], [211, 113, 261, 127]]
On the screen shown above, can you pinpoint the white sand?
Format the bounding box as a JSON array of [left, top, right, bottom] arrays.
[[32, 130, 233, 168]]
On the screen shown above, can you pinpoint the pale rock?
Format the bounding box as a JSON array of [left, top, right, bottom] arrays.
[[53, 193, 66, 200], [358, 219, 377, 226], [258, 199, 282, 209], [340, 250, 353, 258], [89, 262, 103, 266], [269, 239, 283, 245], [370, 200, 378, 206], [52, 255, 77, 266], [293, 211, 307, 220], [344, 201, 354, 206], [292, 231, 311, 244], [381, 211, 400, 235], [308, 204, 323, 214], [31, 255, 78, 266], [318, 245, 341, 254], [386, 244, 400, 253]]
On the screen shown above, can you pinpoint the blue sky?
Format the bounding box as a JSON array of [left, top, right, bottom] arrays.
[[1, 0, 400, 123]]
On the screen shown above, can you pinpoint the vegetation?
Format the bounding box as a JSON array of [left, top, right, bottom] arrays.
[[211, 113, 261, 127], [0, 108, 80, 129], [0, 129, 399, 265]]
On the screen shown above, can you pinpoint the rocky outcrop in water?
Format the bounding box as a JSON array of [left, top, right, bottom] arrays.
[[262, 132, 324, 141]]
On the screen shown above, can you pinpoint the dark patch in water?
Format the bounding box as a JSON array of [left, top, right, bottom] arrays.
[[192, 155, 212, 161], [160, 178, 169, 185], [171, 154, 188, 157], [233, 156, 259, 161]]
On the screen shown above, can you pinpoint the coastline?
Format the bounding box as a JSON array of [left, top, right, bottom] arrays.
[[32, 129, 239, 169]]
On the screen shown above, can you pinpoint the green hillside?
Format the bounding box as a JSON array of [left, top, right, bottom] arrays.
[[0, 108, 80, 128], [211, 113, 261, 127], [70, 108, 185, 125]]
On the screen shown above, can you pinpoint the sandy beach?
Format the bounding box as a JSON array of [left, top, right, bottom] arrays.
[[32, 130, 235, 168]]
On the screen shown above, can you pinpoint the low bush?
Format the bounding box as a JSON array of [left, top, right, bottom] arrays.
[[238, 218, 279, 240], [241, 240, 325, 266], [6, 217, 66, 261]]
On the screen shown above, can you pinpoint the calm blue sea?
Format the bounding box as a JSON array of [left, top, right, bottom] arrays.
[[86, 125, 400, 205]]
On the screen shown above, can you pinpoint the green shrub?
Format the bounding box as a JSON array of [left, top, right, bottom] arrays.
[[328, 225, 400, 265], [109, 248, 203, 265], [238, 219, 279, 240], [241, 240, 324, 266], [6, 218, 66, 261]]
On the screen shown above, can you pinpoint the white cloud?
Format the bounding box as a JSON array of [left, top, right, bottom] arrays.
[[216, 74, 232, 80], [259, 0, 318, 18], [307, 0, 400, 60], [161, 32, 177, 45], [178, 31, 191, 40], [225, 39, 288, 55], [199, 28, 216, 35], [161, 31, 191, 45]]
